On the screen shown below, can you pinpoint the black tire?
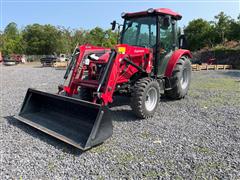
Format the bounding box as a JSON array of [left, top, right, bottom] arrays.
[[165, 56, 191, 99], [79, 87, 92, 101], [130, 77, 160, 119]]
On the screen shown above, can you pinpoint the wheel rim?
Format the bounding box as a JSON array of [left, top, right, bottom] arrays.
[[145, 87, 158, 112], [180, 68, 189, 90]]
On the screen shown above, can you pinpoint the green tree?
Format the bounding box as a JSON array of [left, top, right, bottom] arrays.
[[2, 22, 25, 55], [227, 14, 240, 41], [71, 29, 87, 49], [0, 31, 4, 51], [4, 22, 18, 39], [184, 19, 213, 50], [54, 26, 73, 54], [85, 27, 105, 46], [23, 24, 60, 55], [213, 12, 232, 43], [102, 29, 117, 47]]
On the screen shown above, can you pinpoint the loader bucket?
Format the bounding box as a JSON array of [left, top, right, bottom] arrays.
[[14, 88, 112, 150]]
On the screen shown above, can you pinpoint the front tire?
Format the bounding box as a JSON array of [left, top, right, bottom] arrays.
[[165, 56, 191, 99], [130, 77, 160, 119]]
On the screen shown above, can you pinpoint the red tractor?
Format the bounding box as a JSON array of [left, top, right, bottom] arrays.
[[15, 8, 192, 150]]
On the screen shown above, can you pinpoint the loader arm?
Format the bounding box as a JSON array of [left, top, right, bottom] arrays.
[[64, 45, 110, 96], [100, 51, 123, 105]]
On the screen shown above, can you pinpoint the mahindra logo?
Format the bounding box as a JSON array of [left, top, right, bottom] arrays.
[[134, 50, 144, 53]]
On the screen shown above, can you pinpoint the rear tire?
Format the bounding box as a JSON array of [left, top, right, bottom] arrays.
[[130, 77, 160, 119], [165, 56, 191, 99]]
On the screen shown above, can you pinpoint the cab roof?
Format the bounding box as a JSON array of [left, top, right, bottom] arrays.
[[123, 8, 182, 20]]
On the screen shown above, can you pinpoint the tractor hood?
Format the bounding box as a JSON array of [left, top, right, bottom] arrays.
[[94, 44, 151, 63], [115, 44, 151, 56]]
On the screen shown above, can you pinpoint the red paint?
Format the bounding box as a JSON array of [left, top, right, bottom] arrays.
[[61, 8, 191, 107], [64, 45, 191, 105], [66, 45, 111, 96], [164, 49, 192, 77], [63, 44, 152, 105], [124, 8, 182, 20]]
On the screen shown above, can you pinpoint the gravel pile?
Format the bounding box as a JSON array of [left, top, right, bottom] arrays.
[[0, 64, 240, 179]]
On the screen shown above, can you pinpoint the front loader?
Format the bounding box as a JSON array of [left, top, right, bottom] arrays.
[[15, 8, 192, 150]]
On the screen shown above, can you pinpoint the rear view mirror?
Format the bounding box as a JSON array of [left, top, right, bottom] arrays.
[[111, 20, 116, 30]]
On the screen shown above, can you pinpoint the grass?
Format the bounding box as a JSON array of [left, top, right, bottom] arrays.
[[190, 77, 239, 91], [57, 154, 65, 161], [115, 151, 146, 166], [194, 162, 225, 179], [47, 162, 56, 172], [118, 153, 136, 164], [143, 170, 159, 178], [140, 131, 151, 139], [90, 145, 109, 154], [97, 176, 105, 180], [193, 145, 213, 155], [189, 77, 240, 108], [148, 148, 157, 156]]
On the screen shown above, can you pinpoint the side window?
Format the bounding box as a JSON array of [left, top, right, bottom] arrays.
[[160, 16, 174, 53]]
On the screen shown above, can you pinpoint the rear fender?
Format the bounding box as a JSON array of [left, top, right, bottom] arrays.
[[164, 49, 192, 77]]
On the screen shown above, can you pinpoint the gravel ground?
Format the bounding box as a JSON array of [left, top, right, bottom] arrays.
[[0, 64, 240, 179]]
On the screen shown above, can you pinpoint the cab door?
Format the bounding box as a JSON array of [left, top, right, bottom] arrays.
[[157, 16, 177, 76]]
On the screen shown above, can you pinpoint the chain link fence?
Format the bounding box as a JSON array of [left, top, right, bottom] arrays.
[[25, 55, 45, 62]]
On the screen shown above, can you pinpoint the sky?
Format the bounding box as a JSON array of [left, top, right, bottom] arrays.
[[0, 0, 240, 31]]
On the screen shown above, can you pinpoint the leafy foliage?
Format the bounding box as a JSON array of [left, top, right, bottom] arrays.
[[0, 11, 239, 55], [1, 22, 25, 55], [22, 24, 60, 55], [1, 23, 118, 55], [185, 12, 240, 51]]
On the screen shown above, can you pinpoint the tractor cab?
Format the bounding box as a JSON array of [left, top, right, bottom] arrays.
[[113, 8, 182, 76]]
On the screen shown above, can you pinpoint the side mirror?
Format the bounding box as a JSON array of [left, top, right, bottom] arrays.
[[111, 20, 116, 31], [178, 34, 188, 49]]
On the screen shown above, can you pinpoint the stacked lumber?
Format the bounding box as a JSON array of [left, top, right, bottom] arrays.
[[192, 64, 232, 71], [53, 61, 68, 69]]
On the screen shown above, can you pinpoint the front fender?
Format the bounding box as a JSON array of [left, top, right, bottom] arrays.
[[164, 49, 192, 77]]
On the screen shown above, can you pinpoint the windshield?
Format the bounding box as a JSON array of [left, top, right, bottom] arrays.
[[121, 16, 157, 48]]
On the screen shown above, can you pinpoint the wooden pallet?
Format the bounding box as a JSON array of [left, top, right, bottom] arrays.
[[53, 61, 68, 69], [192, 64, 232, 71]]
